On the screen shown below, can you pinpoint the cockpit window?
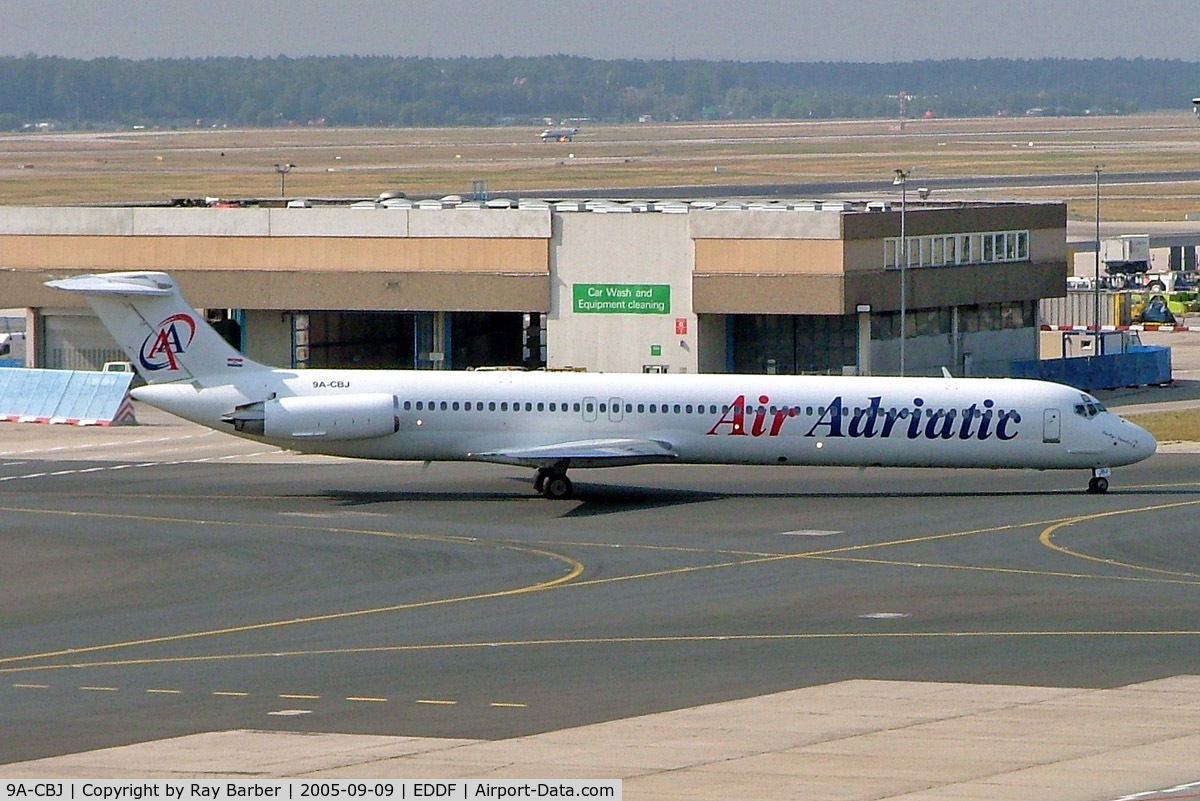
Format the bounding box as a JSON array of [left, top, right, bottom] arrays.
[[1075, 394, 1107, 418]]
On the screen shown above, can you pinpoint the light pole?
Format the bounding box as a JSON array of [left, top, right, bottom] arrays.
[[274, 162, 293, 197], [893, 168, 911, 376], [1093, 165, 1102, 334]]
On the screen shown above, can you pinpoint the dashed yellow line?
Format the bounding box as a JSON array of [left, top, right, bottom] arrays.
[[5, 682, 522, 708]]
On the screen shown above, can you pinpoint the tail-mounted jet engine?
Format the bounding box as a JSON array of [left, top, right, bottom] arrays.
[[223, 393, 399, 440]]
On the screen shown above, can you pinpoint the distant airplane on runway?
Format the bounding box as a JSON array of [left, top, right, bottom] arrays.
[[540, 126, 580, 142], [49, 272, 1156, 498]]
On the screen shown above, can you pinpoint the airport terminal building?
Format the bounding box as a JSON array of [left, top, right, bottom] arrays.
[[0, 199, 1066, 377]]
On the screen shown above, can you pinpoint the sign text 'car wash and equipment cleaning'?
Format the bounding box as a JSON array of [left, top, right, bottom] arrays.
[[573, 284, 670, 314]]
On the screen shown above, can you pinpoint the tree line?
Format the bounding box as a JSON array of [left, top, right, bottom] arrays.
[[0, 54, 1196, 130]]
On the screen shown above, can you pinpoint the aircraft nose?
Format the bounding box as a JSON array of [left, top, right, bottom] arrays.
[[1125, 419, 1158, 463]]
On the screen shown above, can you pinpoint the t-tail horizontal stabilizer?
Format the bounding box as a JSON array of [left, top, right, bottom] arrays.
[[46, 271, 265, 384]]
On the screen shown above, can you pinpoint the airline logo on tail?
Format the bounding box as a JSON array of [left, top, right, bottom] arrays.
[[139, 313, 196, 371]]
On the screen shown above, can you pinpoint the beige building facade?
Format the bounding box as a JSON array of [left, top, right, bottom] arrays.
[[0, 200, 1066, 377]]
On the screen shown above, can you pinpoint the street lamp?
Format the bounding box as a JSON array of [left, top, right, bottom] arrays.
[[274, 162, 294, 197], [893, 168, 912, 376], [1093, 165, 1103, 334]]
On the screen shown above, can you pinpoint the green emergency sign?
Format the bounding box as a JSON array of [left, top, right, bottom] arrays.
[[573, 283, 671, 314]]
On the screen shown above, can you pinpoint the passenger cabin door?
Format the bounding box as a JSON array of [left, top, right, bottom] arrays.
[[1043, 408, 1061, 444]]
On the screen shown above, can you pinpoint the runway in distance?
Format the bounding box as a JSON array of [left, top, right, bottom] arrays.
[[50, 271, 1156, 499]]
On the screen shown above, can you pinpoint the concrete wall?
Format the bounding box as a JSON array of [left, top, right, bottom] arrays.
[[0, 206, 550, 239], [548, 213, 696, 373], [869, 324, 1037, 377]]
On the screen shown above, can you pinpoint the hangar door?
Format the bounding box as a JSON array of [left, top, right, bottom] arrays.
[[40, 310, 125, 370], [306, 310, 538, 370]]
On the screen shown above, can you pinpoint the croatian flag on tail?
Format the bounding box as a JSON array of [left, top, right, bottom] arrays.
[[227, 356, 244, 368]]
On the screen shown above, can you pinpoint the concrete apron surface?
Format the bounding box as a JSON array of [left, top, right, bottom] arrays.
[[6, 676, 1200, 801]]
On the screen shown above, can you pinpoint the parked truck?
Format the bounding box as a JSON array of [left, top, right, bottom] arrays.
[[1103, 234, 1152, 287]]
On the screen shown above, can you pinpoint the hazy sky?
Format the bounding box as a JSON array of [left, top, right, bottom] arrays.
[[2, 0, 1198, 62]]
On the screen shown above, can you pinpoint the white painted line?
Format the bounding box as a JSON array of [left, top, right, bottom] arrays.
[[267, 709, 312, 716], [779, 529, 843, 537], [346, 696, 388, 703], [212, 691, 249, 697], [145, 688, 182, 695], [857, 612, 912, 620], [416, 699, 458, 706], [279, 693, 320, 700]]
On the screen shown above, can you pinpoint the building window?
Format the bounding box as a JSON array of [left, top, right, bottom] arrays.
[[885, 229, 1030, 269]]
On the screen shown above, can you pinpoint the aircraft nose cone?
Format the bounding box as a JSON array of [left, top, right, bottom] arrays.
[[1125, 420, 1158, 463]]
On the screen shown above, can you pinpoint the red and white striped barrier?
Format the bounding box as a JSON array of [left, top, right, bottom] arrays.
[[1040, 324, 1191, 332], [0, 392, 138, 426]]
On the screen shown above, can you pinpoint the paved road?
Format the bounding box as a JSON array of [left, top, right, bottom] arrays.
[[2, 409, 1199, 765]]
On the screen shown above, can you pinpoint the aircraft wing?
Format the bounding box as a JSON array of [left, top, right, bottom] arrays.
[[472, 437, 678, 469]]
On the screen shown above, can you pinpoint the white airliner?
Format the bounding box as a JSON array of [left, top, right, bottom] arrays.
[[540, 127, 580, 142], [49, 271, 1156, 498]]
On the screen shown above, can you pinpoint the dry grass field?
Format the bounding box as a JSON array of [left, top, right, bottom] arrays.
[[2, 113, 1200, 219], [1123, 409, 1200, 443]]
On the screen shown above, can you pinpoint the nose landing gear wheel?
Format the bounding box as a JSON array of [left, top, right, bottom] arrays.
[[1087, 476, 1109, 494]]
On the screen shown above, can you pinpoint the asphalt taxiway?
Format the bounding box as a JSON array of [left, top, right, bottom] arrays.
[[1, 405, 1199, 797]]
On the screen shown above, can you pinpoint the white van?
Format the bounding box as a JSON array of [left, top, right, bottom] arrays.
[[0, 332, 26, 365]]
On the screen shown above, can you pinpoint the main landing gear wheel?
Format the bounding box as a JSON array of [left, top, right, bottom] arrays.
[[534, 462, 574, 500], [1087, 476, 1109, 494], [535, 470, 571, 501]]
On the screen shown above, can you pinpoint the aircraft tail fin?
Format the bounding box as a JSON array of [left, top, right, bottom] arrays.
[[45, 271, 267, 384]]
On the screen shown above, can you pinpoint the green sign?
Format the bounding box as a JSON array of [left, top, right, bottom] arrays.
[[650, 344, 662, 357], [573, 283, 671, 315]]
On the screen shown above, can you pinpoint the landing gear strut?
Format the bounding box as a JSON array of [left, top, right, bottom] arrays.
[[534, 466, 574, 500], [1087, 468, 1110, 494]]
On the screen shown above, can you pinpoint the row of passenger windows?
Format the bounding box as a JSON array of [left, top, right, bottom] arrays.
[[406, 400, 726, 414], [402, 400, 1009, 419]]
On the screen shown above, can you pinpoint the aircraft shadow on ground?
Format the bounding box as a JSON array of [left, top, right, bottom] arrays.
[[310, 481, 1200, 517]]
